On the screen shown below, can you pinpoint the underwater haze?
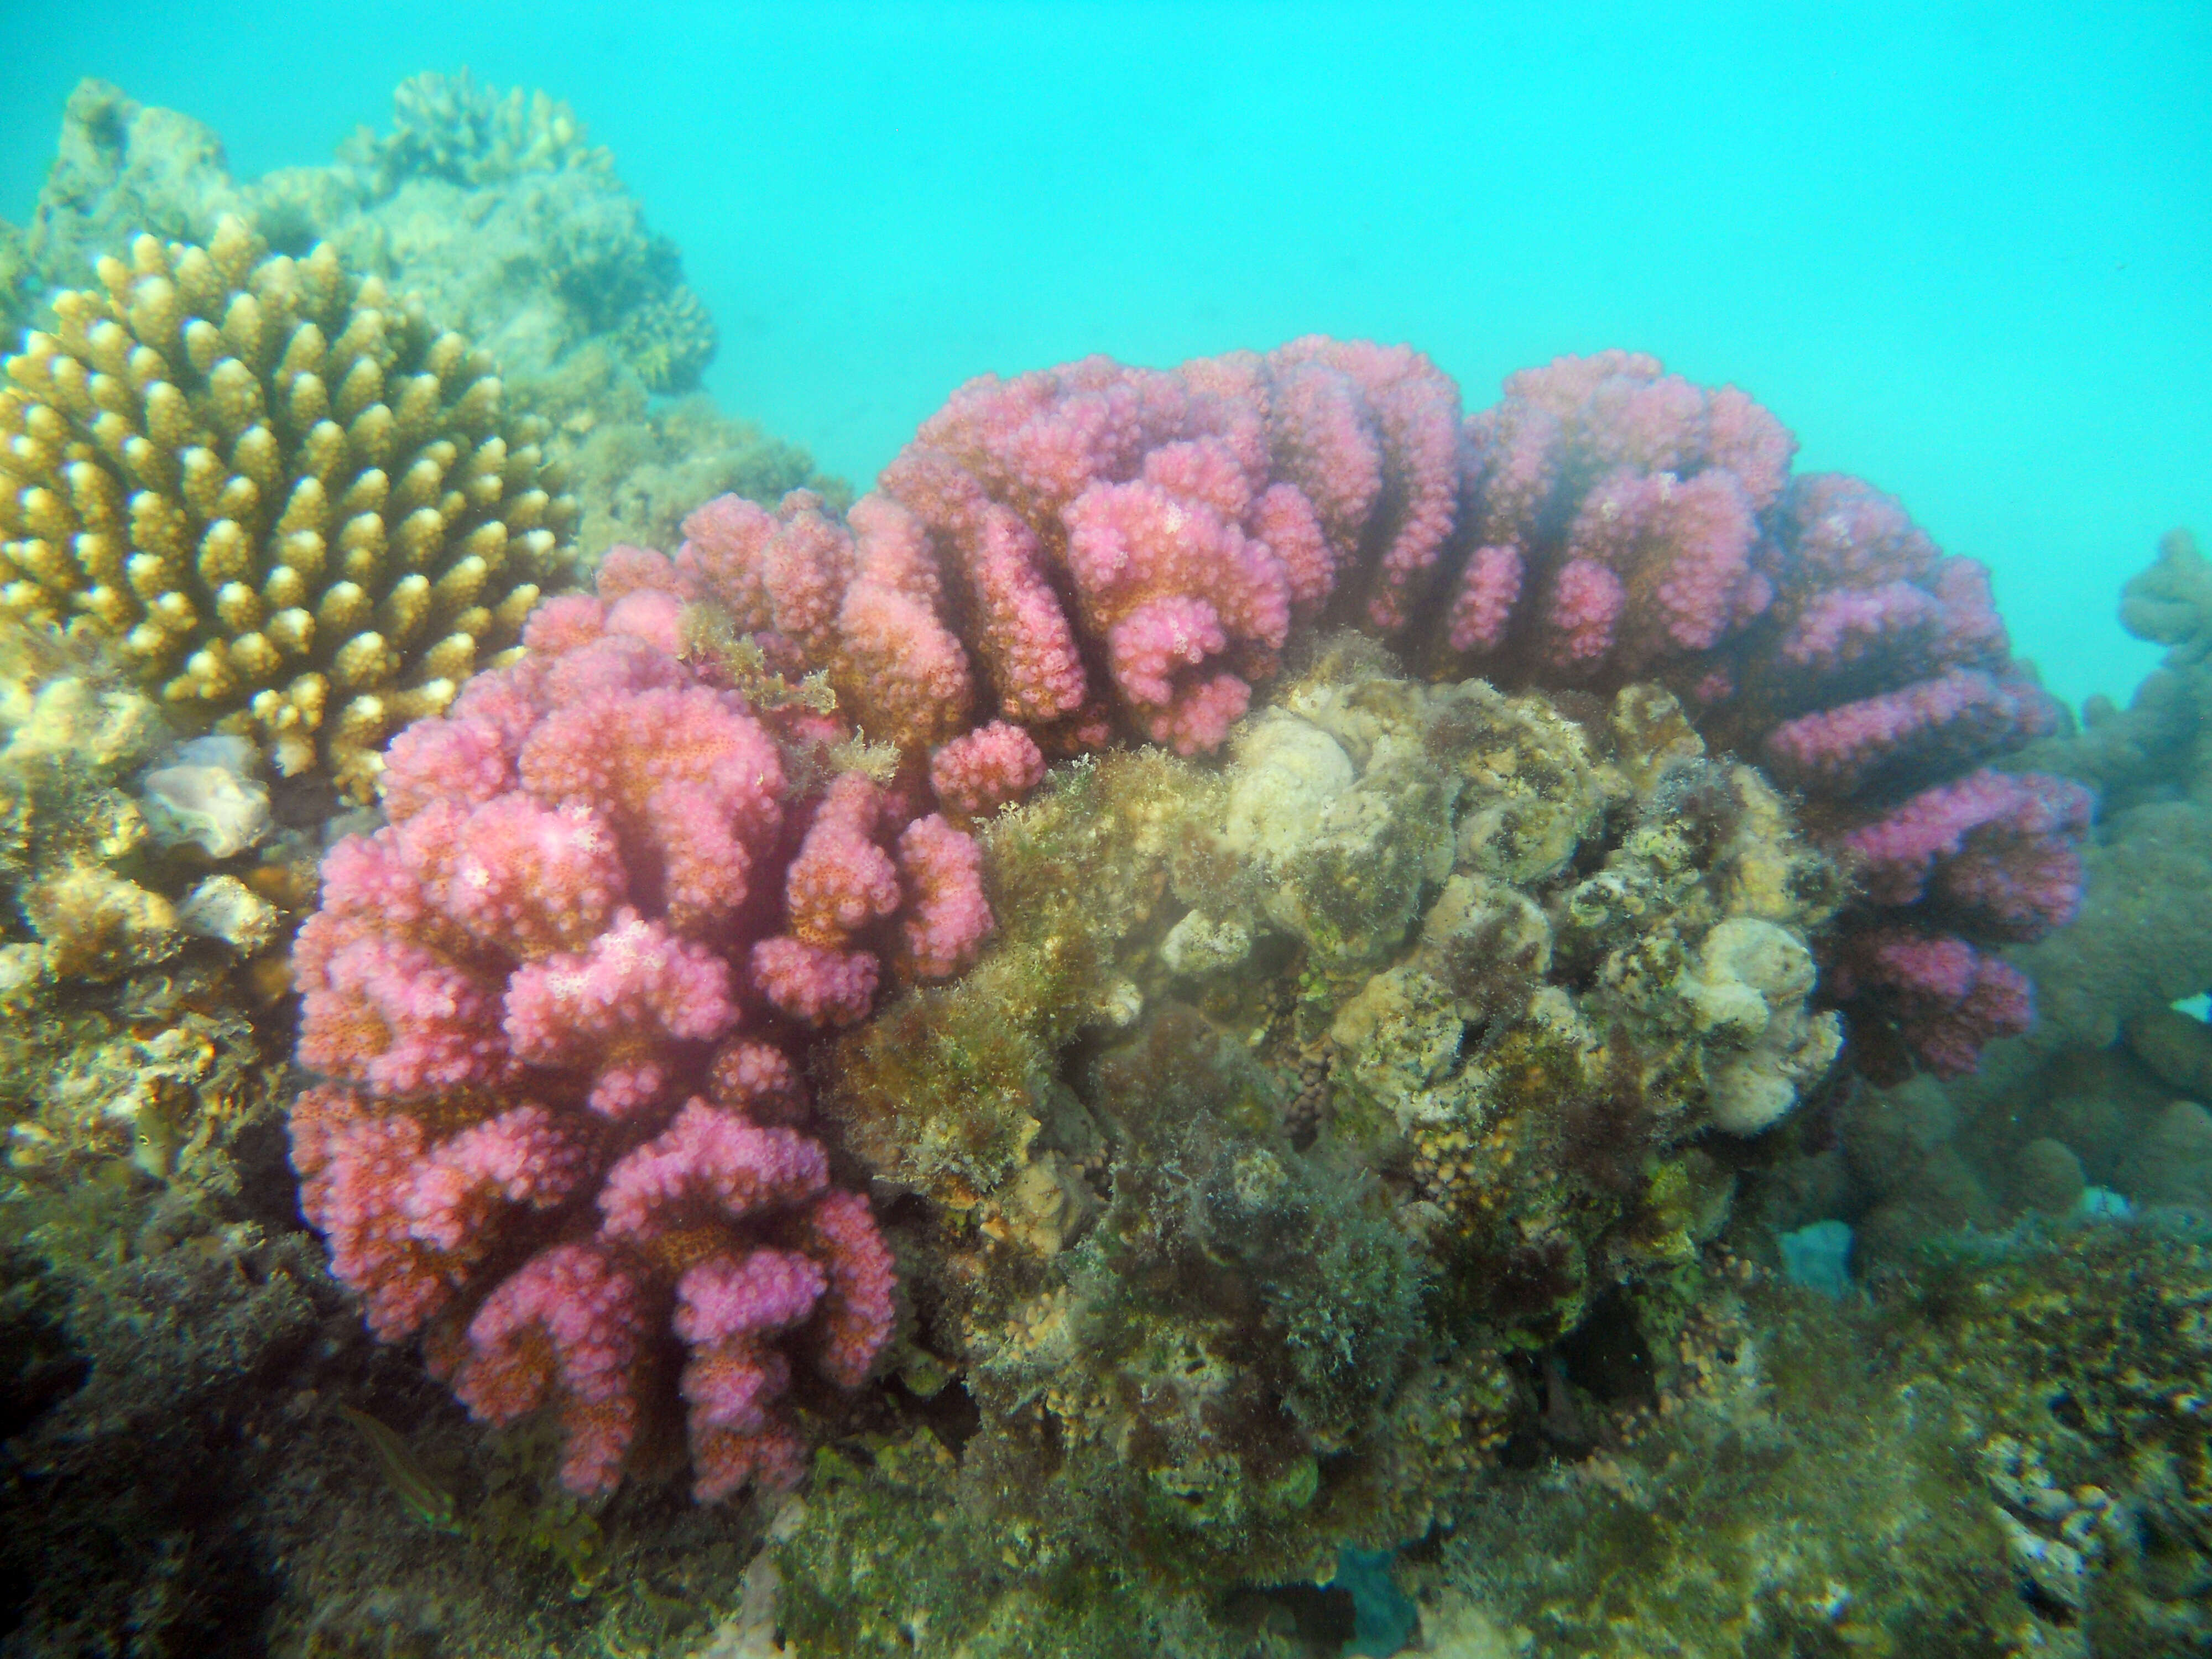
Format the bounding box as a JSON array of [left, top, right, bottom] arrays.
[[2, 0, 2204, 716], [13, 4, 2212, 1654]]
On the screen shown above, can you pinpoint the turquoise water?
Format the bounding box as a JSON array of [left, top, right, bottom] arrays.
[[2, 12, 2209, 1650], [3, 2, 2204, 714]]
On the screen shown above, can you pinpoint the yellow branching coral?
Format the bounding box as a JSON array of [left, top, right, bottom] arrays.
[[0, 213, 578, 797]]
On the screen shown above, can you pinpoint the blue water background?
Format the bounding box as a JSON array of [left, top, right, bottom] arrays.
[[2, 1, 2204, 716]]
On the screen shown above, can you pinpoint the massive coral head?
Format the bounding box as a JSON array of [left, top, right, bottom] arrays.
[[289, 582, 980, 1499]]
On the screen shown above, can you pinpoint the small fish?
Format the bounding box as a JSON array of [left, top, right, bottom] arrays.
[[337, 1404, 465, 1536]]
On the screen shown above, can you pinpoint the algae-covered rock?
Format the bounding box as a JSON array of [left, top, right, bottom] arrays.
[[801, 639, 1843, 1641], [21, 79, 252, 292]]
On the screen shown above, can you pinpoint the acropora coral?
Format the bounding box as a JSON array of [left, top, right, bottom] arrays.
[[315, 69, 718, 402], [285, 574, 994, 1500], [671, 342, 2083, 1077], [0, 214, 578, 797], [19, 75, 718, 418]]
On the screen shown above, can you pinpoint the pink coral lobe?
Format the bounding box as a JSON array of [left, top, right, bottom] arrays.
[[451, 1243, 648, 1496], [930, 720, 1047, 818], [898, 812, 995, 977], [289, 578, 958, 1503], [598, 1100, 830, 1242]]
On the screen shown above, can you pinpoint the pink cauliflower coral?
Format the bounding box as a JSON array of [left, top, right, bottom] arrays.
[[290, 587, 982, 1500], [632, 341, 2081, 1077], [667, 336, 1460, 781], [1427, 354, 2081, 1078]]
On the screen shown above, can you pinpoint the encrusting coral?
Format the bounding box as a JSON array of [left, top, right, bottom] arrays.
[[0, 213, 577, 797]]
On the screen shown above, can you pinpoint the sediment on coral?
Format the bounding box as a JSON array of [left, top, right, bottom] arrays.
[[0, 215, 578, 797]]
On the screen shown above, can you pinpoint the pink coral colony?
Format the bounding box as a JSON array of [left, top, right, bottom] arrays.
[[655, 339, 2084, 1078], [290, 586, 967, 1500], [291, 335, 2089, 1501]]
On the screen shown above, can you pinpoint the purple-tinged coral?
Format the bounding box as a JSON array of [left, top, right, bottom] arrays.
[[288, 581, 985, 1499]]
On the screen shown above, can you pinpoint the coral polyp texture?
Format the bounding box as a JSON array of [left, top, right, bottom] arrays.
[[0, 213, 578, 797], [672, 341, 2082, 1076], [285, 580, 991, 1499]]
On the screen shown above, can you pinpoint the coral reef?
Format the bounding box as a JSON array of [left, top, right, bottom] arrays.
[[17, 80, 253, 298], [341, 69, 614, 195], [19, 75, 716, 419], [674, 343, 2081, 1077], [0, 218, 33, 346], [7, 76, 847, 612], [2002, 529, 2212, 1055], [1759, 533, 2212, 1276], [0, 214, 579, 796], [0, 174, 2164, 1656], [0, 623, 295, 998], [1404, 1222, 2212, 1658], [285, 571, 991, 1501], [0, 634, 337, 1655], [300, 69, 717, 408], [555, 393, 848, 567]]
